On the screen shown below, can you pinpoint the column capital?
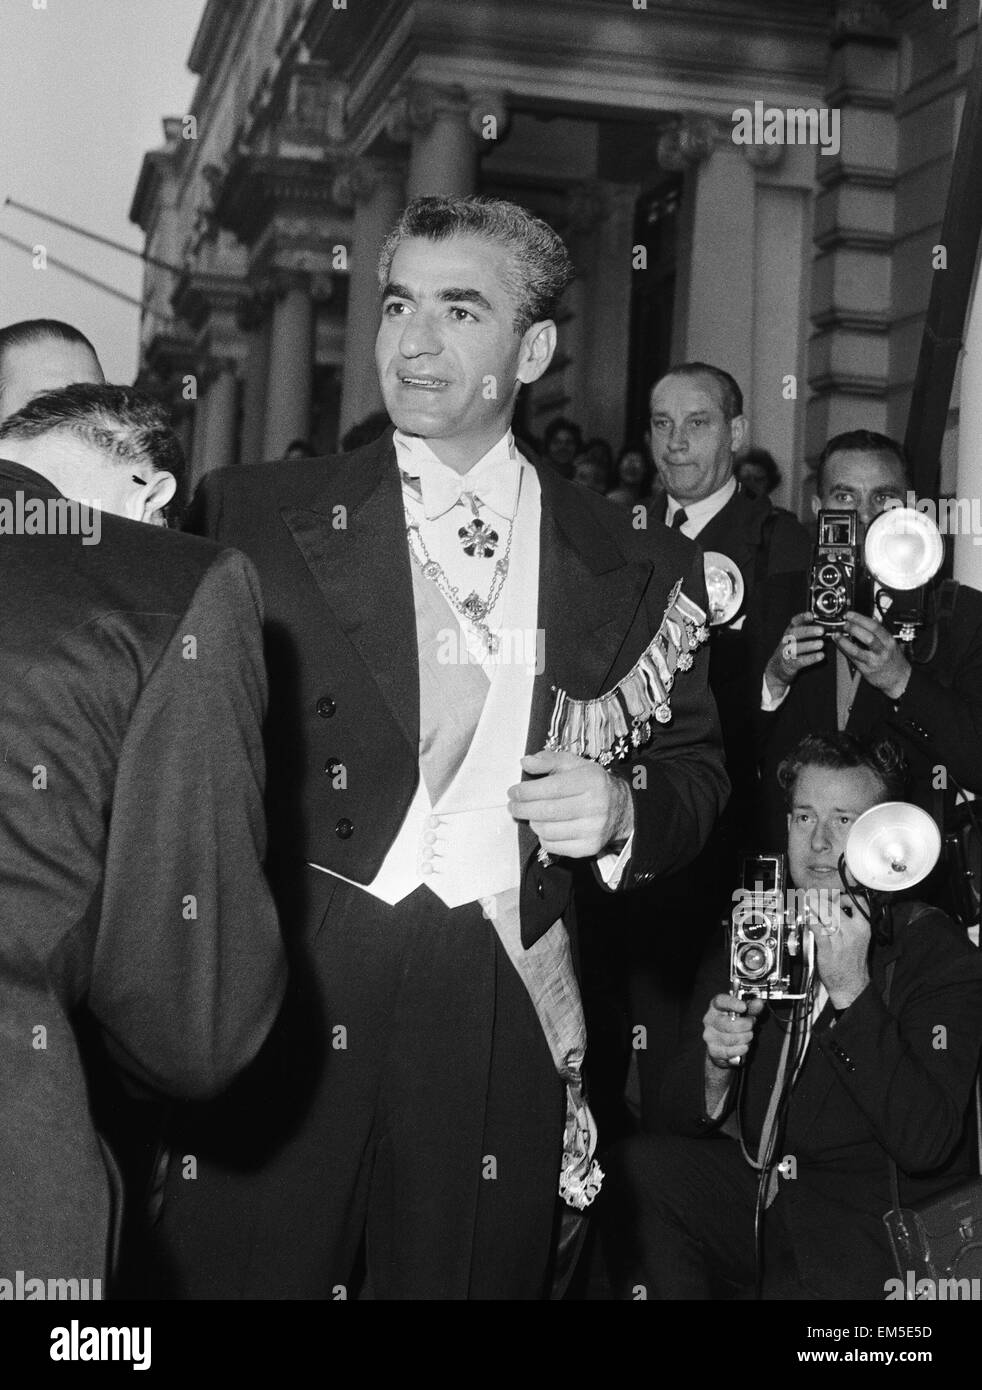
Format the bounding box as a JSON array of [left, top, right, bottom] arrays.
[[198, 353, 239, 391], [656, 116, 720, 172], [384, 82, 508, 147], [235, 288, 273, 332], [742, 141, 786, 172]]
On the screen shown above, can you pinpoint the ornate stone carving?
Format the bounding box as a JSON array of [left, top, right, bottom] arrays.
[[742, 141, 786, 170], [656, 116, 719, 172]]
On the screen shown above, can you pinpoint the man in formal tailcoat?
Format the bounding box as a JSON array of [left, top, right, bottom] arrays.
[[0, 384, 285, 1293], [156, 195, 728, 1300]]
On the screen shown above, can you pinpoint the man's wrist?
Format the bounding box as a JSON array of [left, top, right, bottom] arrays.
[[827, 977, 869, 1012], [607, 773, 634, 849], [764, 664, 789, 701], [881, 661, 912, 704]]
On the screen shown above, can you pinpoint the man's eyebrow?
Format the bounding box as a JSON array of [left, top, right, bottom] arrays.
[[436, 287, 494, 311], [381, 281, 415, 301]]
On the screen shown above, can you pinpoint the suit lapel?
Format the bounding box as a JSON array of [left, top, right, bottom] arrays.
[[527, 465, 654, 755], [279, 435, 419, 752]]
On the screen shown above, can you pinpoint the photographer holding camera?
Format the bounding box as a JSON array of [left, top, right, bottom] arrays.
[[601, 732, 982, 1300], [758, 433, 982, 906]]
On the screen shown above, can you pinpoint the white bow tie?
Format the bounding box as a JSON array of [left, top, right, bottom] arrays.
[[401, 456, 519, 522]]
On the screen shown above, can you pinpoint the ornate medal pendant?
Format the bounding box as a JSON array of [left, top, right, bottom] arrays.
[[461, 591, 488, 622], [458, 516, 500, 557]]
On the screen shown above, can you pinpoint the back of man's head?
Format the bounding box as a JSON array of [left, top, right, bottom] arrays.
[[0, 382, 184, 524], [0, 319, 105, 420]]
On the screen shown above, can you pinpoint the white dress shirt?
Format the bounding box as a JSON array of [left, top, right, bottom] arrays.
[[666, 476, 737, 540]]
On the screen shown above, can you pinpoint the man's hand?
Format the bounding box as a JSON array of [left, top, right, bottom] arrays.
[[703, 993, 764, 1114], [833, 611, 911, 701], [764, 612, 826, 699], [508, 749, 634, 859], [704, 993, 765, 1070], [810, 893, 871, 1011]]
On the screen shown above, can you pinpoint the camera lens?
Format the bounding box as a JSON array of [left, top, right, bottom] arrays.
[[737, 942, 773, 979], [815, 588, 842, 616], [740, 912, 769, 941], [818, 563, 842, 588]]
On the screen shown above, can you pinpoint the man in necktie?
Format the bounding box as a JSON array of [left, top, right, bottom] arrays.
[[155, 195, 728, 1301], [590, 365, 810, 1137], [758, 431, 982, 906]]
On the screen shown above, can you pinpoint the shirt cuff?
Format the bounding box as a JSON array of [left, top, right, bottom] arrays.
[[596, 832, 634, 889], [761, 673, 790, 711]]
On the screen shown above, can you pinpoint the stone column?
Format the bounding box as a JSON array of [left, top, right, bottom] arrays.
[[391, 84, 479, 200], [334, 159, 405, 439], [238, 295, 272, 466], [662, 117, 757, 395], [196, 359, 238, 484], [263, 272, 314, 459]]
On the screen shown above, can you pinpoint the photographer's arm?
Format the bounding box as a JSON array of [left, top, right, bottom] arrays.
[[846, 601, 982, 794], [816, 913, 982, 1173]]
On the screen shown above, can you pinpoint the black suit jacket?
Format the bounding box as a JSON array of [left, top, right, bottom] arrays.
[[662, 903, 982, 1298], [0, 459, 285, 1285], [185, 430, 729, 948]]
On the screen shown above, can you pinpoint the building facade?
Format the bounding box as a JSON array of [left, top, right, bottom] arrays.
[[129, 0, 978, 517]]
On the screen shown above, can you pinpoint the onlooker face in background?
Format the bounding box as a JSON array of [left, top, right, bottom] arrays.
[[583, 436, 613, 476], [0, 319, 104, 421], [815, 433, 909, 543], [607, 442, 653, 507], [543, 417, 582, 479], [572, 454, 608, 494], [736, 447, 781, 501], [648, 369, 747, 505]]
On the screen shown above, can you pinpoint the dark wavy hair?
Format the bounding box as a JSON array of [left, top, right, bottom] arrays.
[[777, 731, 907, 811], [378, 195, 574, 335]]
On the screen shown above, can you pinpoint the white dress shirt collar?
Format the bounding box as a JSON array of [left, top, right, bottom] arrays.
[[666, 475, 737, 539], [394, 429, 522, 521]]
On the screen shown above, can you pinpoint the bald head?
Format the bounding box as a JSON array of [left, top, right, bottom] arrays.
[[0, 320, 104, 421]]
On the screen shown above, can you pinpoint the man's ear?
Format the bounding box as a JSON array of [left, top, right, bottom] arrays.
[[811, 493, 821, 519], [729, 414, 748, 455], [141, 471, 177, 524], [516, 320, 556, 386]]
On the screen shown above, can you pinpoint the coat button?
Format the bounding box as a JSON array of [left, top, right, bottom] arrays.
[[325, 758, 343, 777], [536, 879, 545, 898], [335, 818, 354, 839], [316, 695, 337, 718]]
